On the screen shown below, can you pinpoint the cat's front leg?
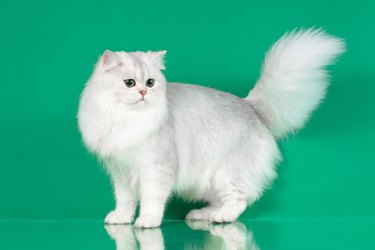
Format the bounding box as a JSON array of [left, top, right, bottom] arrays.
[[105, 164, 137, 224], [105, 182, 136, 224], [134, 164, 174, 228]]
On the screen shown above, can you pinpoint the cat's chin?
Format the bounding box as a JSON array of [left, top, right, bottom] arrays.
[[127, 99, 154, 110], [134, 99, 148, 105]]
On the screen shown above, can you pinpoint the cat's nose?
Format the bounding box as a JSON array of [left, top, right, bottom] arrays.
[[139, 90, 147, 97]]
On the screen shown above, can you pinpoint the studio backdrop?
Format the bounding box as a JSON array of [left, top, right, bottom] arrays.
[[0, 0, 374, 222]]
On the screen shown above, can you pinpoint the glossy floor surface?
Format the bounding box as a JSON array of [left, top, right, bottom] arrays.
[[1, 219, 373, 250]]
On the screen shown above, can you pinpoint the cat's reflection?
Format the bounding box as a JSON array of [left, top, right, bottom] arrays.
[[186, 221, 259, 250], [105, 224, 164, 250], [105, 221, 259, 250]]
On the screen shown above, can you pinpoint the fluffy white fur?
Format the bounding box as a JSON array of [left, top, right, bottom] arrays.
[[77, 29, 344, 228]]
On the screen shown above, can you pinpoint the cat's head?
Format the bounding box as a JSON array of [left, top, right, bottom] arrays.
[[92, 50, 167, 110]]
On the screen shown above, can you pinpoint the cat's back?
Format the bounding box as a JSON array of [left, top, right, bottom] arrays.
[[167, 82, 258, 124], [166, 82, 268, 147]]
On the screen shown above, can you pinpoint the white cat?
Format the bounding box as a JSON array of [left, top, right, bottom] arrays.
[[77, 29, 344, 228]]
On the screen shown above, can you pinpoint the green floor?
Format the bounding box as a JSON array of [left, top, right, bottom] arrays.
[[1, 219, 373, 250]]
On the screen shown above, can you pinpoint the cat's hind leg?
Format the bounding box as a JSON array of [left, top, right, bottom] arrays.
[[185, 188, 247, 223], [186, 133, 280, 223], [185, 199, 247, 222], [207, 133, 280, 223], [209, 199, 247, 223], [185, 189, 225, 221], [185, 203, 220, 221]]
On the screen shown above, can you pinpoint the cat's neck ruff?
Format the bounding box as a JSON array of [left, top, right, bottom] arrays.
[[99, 99, 168, 158], [79, 85, 168, 160]]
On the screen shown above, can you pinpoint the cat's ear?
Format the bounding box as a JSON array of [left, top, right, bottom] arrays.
[[147, 50, 167, 70], [101, 50, 122, 70]]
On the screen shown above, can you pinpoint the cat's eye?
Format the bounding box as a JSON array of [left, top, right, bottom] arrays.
[[145, 79, 155, 88], [124, 79, 136, 88]]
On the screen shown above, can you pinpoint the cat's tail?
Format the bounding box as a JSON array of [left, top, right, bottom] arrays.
[[246, 28, 345, 138]]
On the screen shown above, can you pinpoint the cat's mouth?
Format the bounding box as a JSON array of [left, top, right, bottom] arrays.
[[134, 98, 148, 105]]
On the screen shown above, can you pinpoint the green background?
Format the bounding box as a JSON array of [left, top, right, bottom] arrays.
[[1, 0, 374, 223]]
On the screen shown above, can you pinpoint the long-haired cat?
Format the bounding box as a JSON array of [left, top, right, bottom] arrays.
[[78, 29, 344, 228]]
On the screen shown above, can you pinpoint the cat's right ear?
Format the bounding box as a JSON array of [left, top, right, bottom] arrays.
[[101, 50, 122, 71]]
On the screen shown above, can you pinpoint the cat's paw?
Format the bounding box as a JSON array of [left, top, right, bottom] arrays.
[[105, 210, 134, 224], [134, 215, 162, 228], [209, 210, 239, 223], [186, 209, 211, 220], [209, 202, 246, 223]]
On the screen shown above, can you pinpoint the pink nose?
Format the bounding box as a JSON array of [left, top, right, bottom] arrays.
[[139, 90, 147, 97]]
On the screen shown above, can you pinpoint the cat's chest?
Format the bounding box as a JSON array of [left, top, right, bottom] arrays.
[[82, 104, 166, 158]]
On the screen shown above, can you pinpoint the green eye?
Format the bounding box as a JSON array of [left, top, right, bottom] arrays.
[[145, 79, 155, 88], [124, 79, 136, 88]]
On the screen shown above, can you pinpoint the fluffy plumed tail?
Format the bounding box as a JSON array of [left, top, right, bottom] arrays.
[[246, 29, 345, 138]]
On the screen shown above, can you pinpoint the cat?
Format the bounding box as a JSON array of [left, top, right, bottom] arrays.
[[77, 28, 344, 228]]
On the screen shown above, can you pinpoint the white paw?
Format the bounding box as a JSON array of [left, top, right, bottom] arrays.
[[105, 210, 134, 224], [134, 215, 162, 228], [186, 207, 217, 221], [186, 209, 209, 220], [209, 210, 239, 223]]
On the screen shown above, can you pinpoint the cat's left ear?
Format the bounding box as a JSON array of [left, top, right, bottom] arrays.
[[101, 50, 122, 71], [147, 50, 167, 70]]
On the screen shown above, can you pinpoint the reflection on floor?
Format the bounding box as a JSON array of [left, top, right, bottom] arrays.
[[0, 219, 374, 249], [106, 221, 258, 250]]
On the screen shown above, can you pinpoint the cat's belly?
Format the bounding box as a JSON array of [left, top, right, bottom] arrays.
[[173, 145, 224, 200]]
